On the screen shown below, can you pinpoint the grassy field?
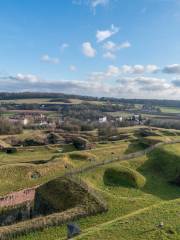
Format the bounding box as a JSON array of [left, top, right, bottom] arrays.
[[0, 98, 82, 105], [160, 106, 180, 113], [0, 98, 107, 105], [0, 127, 180, 239], [15, 137, 180, 240]]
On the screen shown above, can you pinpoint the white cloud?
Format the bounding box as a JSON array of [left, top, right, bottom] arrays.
[[16, 73, 40, 83], [91, 0, 109, 8], [72, 0, 109, 10], [103, 41, 131, 59], [103, 51, 116, 60], [146, 65, 160, 73], [82, 42, 96, 57], [41, 54, 60, 64], [88, 64, 161, 82], [121, 65, 133, 74], [106, 65, 120, 76], [118, 41, 131, 49], [163, 64, 180, 74], [116, 76, 174, 96], [60, 43, 69, 52], [69, 65, 77, 72], [2, 70, 180, 99], [120, 65, 159, 74], [96, 24, 119, 42], [103, 41, 116, 51], [133, 65, 145, 74]]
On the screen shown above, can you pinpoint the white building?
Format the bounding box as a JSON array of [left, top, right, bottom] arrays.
[[99, 116, 107, 123]]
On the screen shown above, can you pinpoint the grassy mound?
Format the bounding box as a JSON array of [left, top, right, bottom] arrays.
[[145, 144, 180, 185], [104, 166, 146, 189], [69, 152, 96, 161], [34, 177, 106, 215]]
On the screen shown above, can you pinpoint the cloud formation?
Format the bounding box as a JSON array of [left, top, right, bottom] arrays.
[[82, 42, 96, 57], [72, 0, 109, 10], [60, 43, 69, 52], [103, 41, 131, 60], [163, 64, 180, 74], [2, 62, 180, 99], [91, 0, 109, 8], [103, 41, 131, 52], [41, 54, 60, 64], [1, 71, 180, 99], [96, 25, 119, 42], [103, 51, 116, 60]]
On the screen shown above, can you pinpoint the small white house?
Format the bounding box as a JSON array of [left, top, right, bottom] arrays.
[[116, 116, 123, 122], [23, 118, 29, 126], [134, 115, 140, 121], [99, 116, 107, 123]]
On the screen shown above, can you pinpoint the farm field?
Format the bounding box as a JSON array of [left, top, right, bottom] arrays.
[[159, 106, 180, 114]]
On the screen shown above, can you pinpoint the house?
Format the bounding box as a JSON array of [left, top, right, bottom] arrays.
[[116, 116, 123, 122], [99, 116, 107, 123]]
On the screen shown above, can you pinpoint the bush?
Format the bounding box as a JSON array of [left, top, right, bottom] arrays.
[[2, 148, 17, 154], [72, 137, 92, 150], [0, 117, 22, 135], [104, 166, 146, 189]]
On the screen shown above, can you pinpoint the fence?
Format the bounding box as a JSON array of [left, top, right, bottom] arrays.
[[65, 140, 180, 177]]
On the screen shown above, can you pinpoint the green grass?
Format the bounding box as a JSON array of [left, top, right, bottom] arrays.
[[0, 147, 56, 165], [17, 142, 180, 240], [75, 199, 180, 240], [160, 106, 180, 113], [104, 166, 146, 188], [1, 128, 180, 240]]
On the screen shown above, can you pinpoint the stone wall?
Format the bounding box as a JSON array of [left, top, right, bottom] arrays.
[[0, 187, 36, 208], [0, 202, 32, 226]]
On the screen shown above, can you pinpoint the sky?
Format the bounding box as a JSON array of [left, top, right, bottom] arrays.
[[0, 0, 180, 99]]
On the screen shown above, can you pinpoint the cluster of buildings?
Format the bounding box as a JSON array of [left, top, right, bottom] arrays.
[[9, 112, 56, 128], [98, 114, 143, 124]]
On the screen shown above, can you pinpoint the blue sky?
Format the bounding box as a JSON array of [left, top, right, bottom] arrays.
[[0, 0, 180, 99]]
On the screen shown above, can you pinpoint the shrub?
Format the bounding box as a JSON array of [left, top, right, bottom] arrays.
[[104, 166, 146, 189], [0, 117, 22, 135]]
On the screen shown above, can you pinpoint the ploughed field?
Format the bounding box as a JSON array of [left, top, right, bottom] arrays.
[[0, 127, 180, 239]]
